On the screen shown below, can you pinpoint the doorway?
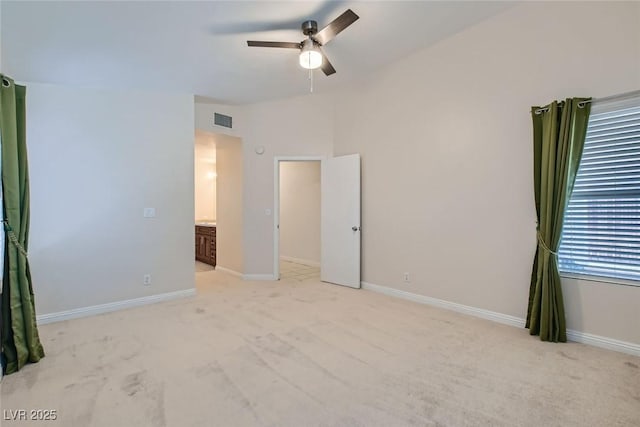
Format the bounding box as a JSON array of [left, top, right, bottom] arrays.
[[274, 157, 323, 281], [194, 130, 217, 273], [194, 130, 243, 278]]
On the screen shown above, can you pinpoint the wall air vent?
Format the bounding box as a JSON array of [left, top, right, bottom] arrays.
[[214, 113, 232, 129]]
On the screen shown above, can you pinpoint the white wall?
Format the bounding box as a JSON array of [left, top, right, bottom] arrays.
[[216, 134, 243, 274], [332, 1, 640, 345], [194, 131, 216, 221], [241, 94, 333, 276], [26, 83, 195, 314], [279, 161, 321, 265]]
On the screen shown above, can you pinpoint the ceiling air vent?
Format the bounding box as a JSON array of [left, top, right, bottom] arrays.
[[214, 113, 232, 129]]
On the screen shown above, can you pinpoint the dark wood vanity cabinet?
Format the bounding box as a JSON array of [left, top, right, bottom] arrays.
[[195, 226, 216, 267]]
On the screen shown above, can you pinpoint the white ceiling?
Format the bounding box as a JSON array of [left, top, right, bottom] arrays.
[[1, 1, 512, 105]]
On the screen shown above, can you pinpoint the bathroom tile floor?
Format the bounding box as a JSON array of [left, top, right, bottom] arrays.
[[279, 259, 320, 281], [195, 261, 215, 273], [195, 260, 318, 280]]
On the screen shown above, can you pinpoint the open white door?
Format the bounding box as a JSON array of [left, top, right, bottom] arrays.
[[321, 154, 361, 288]]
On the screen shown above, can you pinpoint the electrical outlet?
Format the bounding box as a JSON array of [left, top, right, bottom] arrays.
[[403, 272, 410, 283], [143, 274, 152, 286], [143, 207, 156, 218]]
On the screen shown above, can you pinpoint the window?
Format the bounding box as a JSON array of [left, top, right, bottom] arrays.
[[558, 92, 640, 284]]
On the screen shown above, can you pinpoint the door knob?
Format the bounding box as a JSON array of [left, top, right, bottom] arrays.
[[352, 226, 360, 231]]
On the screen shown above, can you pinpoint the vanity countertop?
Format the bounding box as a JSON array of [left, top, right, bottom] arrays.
[[196, 222, 216, 227]]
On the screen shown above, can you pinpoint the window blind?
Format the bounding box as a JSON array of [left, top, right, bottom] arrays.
[[558, 94, 640, 283]]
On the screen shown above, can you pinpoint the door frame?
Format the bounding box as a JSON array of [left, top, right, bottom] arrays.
[[273, 156, 325, 280]]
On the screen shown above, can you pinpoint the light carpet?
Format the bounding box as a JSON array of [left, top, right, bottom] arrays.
[[1, 269, 639, 426]]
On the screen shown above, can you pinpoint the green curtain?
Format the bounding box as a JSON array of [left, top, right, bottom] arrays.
[[0, 74, 44, 374], [526, 98, 591, 342]]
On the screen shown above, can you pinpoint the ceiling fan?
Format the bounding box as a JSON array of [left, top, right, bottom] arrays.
[[247, 9, 359, 76]]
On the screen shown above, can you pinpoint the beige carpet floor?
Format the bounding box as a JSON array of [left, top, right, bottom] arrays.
[[1, 269, 639, 427]]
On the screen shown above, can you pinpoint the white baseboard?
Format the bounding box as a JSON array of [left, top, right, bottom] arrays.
[[361, 282, 640, 357], [566, 330, 640, 356], [361, 282, 525, 328], [279, 256, 320, 268], [243, 274, 277, 281], [36, 288, 196, 325], [215, 265, 243, 278]]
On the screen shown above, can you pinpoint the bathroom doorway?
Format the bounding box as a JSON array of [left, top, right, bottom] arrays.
[[274, 158, 322, 281], [194, 130, 243, 277]]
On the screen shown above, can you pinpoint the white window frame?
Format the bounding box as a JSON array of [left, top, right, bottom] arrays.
[[558, 90, 640, 287]]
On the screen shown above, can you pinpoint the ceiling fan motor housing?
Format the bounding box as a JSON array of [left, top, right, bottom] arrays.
[[301, 20, 318, 36]]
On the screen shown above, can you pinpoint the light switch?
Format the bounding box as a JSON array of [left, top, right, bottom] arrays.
[[144, 207, 156, 218]]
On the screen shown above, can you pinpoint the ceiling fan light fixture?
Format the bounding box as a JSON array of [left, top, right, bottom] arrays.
[[299, 39, 322, 70], [247, 9, 359, 76]]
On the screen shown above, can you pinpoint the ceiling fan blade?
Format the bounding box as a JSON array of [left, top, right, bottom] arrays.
[[320, 50, 336, 76], [247, 41, 301, 49], [314, 9, 359, 46], [211, 20, 303, 35], [210, 1, 346, 35]]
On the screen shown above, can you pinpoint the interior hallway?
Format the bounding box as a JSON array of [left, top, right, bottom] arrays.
[[1, 269, 638, 427]]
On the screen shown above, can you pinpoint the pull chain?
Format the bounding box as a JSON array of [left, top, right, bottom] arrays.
[[309, 68, 314, 93]]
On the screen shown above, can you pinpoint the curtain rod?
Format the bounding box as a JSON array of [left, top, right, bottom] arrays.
[[534, 89, 640, 115], [534, 99, 591, 115]]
